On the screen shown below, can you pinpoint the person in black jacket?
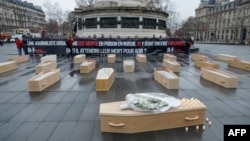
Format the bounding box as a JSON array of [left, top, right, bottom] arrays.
[[184, 38, 191, 55]]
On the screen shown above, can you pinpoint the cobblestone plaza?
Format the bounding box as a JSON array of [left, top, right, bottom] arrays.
[[0, 43, 250, 141]]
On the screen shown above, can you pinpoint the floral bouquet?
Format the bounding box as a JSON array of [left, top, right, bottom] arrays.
[[120, 93, 180, 113]]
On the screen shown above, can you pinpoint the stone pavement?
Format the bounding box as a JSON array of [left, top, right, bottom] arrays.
[[0, 43, 250, 141]]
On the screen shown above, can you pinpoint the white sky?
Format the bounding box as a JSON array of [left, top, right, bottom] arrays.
[[24, 0, 201, 20], [171, 0, 200, 20]]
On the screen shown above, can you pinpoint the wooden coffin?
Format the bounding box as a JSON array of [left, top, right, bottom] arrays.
[[195, 60, 220, 69], [8, 55, 29, 63], [123, 59, 135, 72], [41, 55, 57, 63], [27, 69, 61, 92], [0, 61, 18, 74], [228, 59, 250, 71], [107, 54, 116, 63], [163, 59, 180, 72], [163, 54, 177, 61], [80, 59, 96, 73], [96, 68, 115, 91], [35, 61, 57, 74], [191, 54, 209, 62], [74, 54, 86, 64], [100, 98, 206, 133], [201, 68, 238, 88], [154, 67, 179, 89], [136, 54, 147, 63], [217, 54, 238, 62]]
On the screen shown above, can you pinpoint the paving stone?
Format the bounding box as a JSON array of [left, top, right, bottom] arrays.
[[69, 122, 94, 141], [0, 104, 28, 122], [44, 104, 71, 122], [62, 103, 85, 121], [0, 122, 23, 141], [79, 102, 99, 121], [10, 104, 42, 121], [26, 122, 58, 141], [48, 122, 76, 141], [5, 122, 40, 141], [28, 104, 57, 121]]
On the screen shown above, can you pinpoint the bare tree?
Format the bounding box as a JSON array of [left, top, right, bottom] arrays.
[[43, 0, 56, 21], [159, 0, 179, 35], [179, 17, 196, 38], [43, 0, 72, 35], [45, 19, 59, 35]]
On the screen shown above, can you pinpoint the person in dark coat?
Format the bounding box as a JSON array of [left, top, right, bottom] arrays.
[[184, 38, 191, 55], [22, 35, 29, 55]]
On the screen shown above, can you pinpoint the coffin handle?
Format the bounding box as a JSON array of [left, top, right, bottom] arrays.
[[162, 81, 168, 84], [185, 116, 199, 121], [41, 83, 47, 86], [219, 80, 226, 83], [108, 122, 125, 127]]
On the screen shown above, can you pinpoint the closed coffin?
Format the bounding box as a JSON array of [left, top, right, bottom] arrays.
[[35, 61, 57, 74], [195, 60, 220, 69], [201, 68, 238, 88], [217, 54, 237, 62], [8, 55, 29, 63], [123, 59, 134, 72], [163, 54, 177, 61], [96, 68, 115, 91], [100, 100, 206, 133], [154, 67, 179, 89], [28, 69, 61, 92], [74, 54, 86, 64], [228, 59, 250, 71], [136, 54, 147, 63], [41, 55, 57, 63], [107, 54, 116, 63], [191, 54, 208, 62], [0, 61, 18, 73], [80, 60, 96, 73], [163, 59, 180, 72]]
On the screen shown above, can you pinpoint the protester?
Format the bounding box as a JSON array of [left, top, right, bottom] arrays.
[[15, 37, 23, 56], [0, 40, 3, 46], [22, 35, 28, 55], [184, 38, 191, 55], [65, 35, 74, 58], [101, 34, 105, 38]]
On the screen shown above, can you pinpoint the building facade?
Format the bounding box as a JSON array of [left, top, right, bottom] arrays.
[[0, 0, 46, 33], [195, 0, 250, 44]]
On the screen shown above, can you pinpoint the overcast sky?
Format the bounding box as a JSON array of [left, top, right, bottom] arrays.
[[24, 0, 201, 20]]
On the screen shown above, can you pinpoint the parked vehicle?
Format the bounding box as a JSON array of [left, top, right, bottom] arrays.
[[15, 28, 41, 38], [0, 32, 11, 43], [9, 34, 20, 42]]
